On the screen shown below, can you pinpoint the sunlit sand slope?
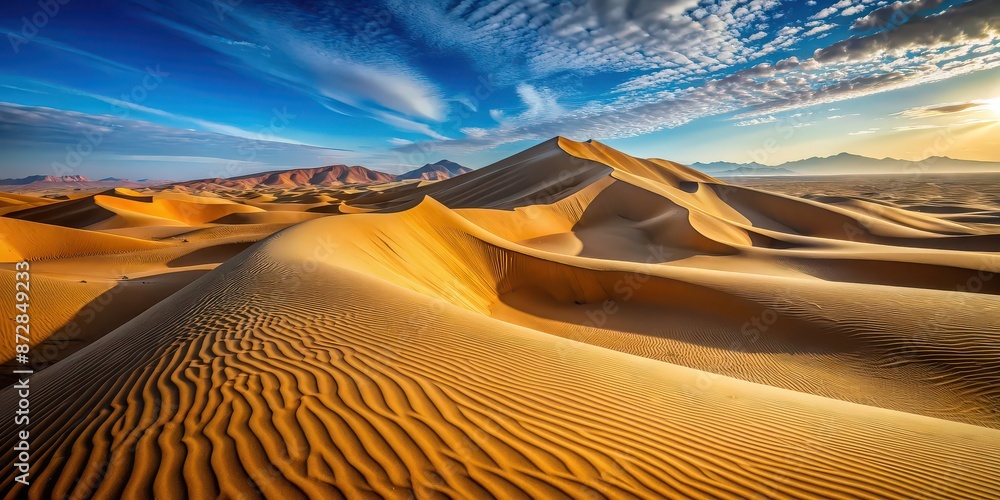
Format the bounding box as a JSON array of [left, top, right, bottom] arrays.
[[0, 188, 345, 376], [1, 243, 998, 499]]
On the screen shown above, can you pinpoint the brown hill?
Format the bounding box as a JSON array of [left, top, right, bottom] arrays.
[[0, 175, 173, 192], [0, 174, 91, 185], [174, 164, 397, 189], [398, 159, 472, 180]]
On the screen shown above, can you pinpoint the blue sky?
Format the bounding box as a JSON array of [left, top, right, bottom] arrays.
[[1, 0, 998, 179]]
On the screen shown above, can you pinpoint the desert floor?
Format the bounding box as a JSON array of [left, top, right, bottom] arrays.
[[2, 138, 999, 498]]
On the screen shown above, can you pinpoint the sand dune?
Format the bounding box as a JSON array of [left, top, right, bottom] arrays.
[[0, 192, 57, 216], [0, 186, 359, 377], [0, 218, 169, 262], [2, 137, 999, 498]]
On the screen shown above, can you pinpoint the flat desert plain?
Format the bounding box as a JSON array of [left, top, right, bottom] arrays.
[[2, 137, 999, 498]]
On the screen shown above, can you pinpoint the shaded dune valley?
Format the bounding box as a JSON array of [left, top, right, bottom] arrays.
[[3, 137, 1000, 499]]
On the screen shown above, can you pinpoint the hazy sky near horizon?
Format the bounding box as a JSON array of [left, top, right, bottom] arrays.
[[0, 0, 998, 179]]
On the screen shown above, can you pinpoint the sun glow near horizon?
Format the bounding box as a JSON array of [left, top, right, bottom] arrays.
[[987, 97, 1000, 117]]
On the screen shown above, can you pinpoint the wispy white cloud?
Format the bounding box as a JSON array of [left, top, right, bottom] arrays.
[[0, 30, 142, 74], [0, 102, 397, 178], [371, 110, 449, 140], [18, 79, 315, 146], [841, 5, 866, 17], [810, 6, 839, 20], [893, 123, 946, 131], [803, 24, 835, 37], [513, 84, 564, 122], [896, 100, 990, 118], [0, 84, 48, 95], [734, 115, 778, 127], [133, 0, 449, 137], [111, 154, 259, 164]]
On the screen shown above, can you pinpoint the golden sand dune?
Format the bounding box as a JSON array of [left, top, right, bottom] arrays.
[[0, 218, 169, 262], [2, 138, 999, 498], [0, 192, 57, 216], [2, 249, 999, 498], [0, 186, 362, 377]]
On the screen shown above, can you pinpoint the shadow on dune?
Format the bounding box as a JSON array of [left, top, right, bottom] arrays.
[[0, 269, 207, 387], [495, 280, 845, 356], [167, 242, 256, 268], [785, 257, 1000, 295]]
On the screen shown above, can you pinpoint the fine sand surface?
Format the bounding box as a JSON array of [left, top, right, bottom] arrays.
[[2, 137, 999, 498]]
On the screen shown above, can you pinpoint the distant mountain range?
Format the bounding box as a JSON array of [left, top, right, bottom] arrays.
[[176, 160, 471, 189], [0, 175, 169, 188], [0, 160, 472, 190], [691, 164, 798, 176], [173, 164, 397, 189], [397, 160, 472, 181], [0, 175, 91, 185], [692, 153, 1000, 176]]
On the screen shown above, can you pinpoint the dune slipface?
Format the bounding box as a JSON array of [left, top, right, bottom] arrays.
[[2, 138, 999, 498]]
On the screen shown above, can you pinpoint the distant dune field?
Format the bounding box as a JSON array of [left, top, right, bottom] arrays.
[[2, 138, 999, 498]]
